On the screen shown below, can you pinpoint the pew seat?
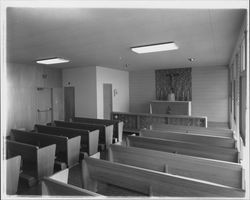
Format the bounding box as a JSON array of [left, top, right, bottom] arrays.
[[126, 135, 238, 162], [81, 157, 244, 197]]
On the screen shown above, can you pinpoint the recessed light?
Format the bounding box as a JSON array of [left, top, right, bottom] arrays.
[[131, 42, 178, 54], [188, 58, 195, 62], [36, 57, 70, 65]]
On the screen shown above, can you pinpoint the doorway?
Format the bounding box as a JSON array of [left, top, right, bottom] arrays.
[[64, 87, 75, 122], [36, 87, 53, 125], [103, 84, 113, 119]]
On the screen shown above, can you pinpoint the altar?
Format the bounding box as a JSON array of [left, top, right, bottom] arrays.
[[150, 100, 191, 116]]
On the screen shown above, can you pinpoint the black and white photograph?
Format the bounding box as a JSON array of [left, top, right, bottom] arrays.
[[1, 0, 249, 199]]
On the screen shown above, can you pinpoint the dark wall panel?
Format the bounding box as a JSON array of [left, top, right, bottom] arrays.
[[155, 68, 192, 101]]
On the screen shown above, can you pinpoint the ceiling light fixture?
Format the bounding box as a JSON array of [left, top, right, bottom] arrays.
[[36, 57, 70, 65], [131, 42, 178, 54]]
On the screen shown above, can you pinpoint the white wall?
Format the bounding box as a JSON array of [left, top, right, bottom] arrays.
[[96, 66, 129, 119], [62, 67, 97, 118], [129, 66, 229, 122], [6, 63, 63, 134], [129, 70, 155, 113], [192, 66, 228, 123]]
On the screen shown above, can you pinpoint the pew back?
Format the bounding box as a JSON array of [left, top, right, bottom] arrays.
[[54, 120, 113, 148], [73, 117, 124, 142], [126, 135, 238, 162], [140, 129, 235, 148], [82, 157, 244, 197], [11, 129, 80, 167], [35, 124, 99, 156], [11, 129, 66, 151], [108, 144, 243, 188]]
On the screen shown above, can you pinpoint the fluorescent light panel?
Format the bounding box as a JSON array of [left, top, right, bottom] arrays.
[[131, 42, 178, 54], [36, 57, 70, 65]]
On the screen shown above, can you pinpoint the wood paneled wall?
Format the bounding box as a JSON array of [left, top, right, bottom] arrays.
[[129, 66, 228, 123], [6, 63, 63, 135]]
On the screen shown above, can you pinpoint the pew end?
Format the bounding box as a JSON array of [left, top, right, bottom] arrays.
[[117, 121, 124, 142], [104, 124, 114, 148], [81, 160, 98, 192], [54, 160, 67, 171], [90, 152, 101, 159], [80, 151, 89, 160], [6, 155, 21, 195], [66, 136, 81, 168], [49, 168, 69, 183]]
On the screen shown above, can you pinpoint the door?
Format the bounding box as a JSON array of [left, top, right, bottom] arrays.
[[36, 87, 53, 125], [64, 87, 75, 122], [103, 84, 113, 119]]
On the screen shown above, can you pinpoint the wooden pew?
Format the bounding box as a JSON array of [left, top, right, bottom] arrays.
[[126, 135, 238, 163], [73, 116, 124, 142], [108, 144, 243, 189], [34, 124, 99, 156], [53, 120, 113, 149], [6, 155, 21, 194], [6, 139, 56, 186], [81, 157, 244, 197], [140, 129, 235, 149], [152, 124, 233, 138], [41, 168, 102, 196], [11, 129, 80, 167]]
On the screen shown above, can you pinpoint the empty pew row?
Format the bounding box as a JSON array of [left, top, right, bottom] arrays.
[[6, 139, 56, 187], [53, 120, 113, 149], [41, 168, 102, 196], [35, 125, 99, 156], [73, 116, 124, 142], [81, 157, 244, 197], [11, 129, 80, 167], [126, 135, 239, 163], [108, 144, 244, 189], [140, 129, 235, 149], [152, 124, 233, 138], [6, 155, 21, 195]]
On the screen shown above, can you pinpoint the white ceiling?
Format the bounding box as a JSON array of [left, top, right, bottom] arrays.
[[7, 8, 245, 71]]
